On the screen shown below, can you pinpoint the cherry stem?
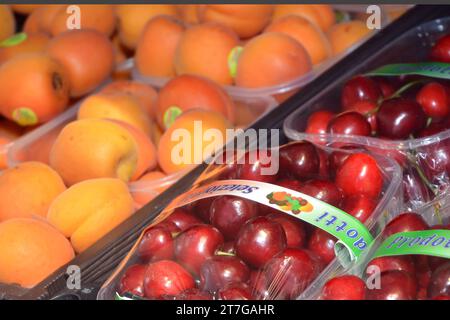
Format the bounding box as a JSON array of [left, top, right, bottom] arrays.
[[215, 250, 235, 257], [387, 79, 428, 100], [406, 151, 438, 197]]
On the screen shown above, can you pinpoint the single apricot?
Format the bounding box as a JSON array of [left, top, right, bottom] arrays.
[[0, 6, 15, 43], [327, 20, 372, 55], [197, 4, 274, 39], [50, 118, 139, 186], [174, 22, 240, 86], [177, 5, 200, 25], [131, 170, 169, 206], [156, 74, 235, 130], [106, 119, 157, 181], [47, 178, 134, 253], [47, 29, 115, 97], [0, 218, 74, 288], [115, 4, 179, 50], [157, 109, 232, 174], [101, 80, 158, 119], [11, 5, 42, 15], [77, 92, 153, 136], [235, 32, 312, 89], [0, 53, 70, 126], [135, 15, 185, 78], [50, 5, 117, 37], [273, 4, 335, 32], [265, 15, 331, 65], [0, 161, 66, 222], [23, 5, 65, 35], [0, 32, 50, 65]]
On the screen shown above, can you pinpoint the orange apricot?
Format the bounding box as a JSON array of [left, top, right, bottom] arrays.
[[197, 4, 274, 39], [157, 109, 232, 174], [107, 119, 157, 181], [235, 32, 312, 89], [77, 92, 153, 136], [47, 29, 115, 97], [0, 53, 70, 126], [174, 23, 240, 86], [273, 4, 335, 32], [0, 32, 50, 65], [265, 15, 331, 65], [177, 5, 200, 25], [0, 218, 74, 288], [47, 178, 134, 253], [156, 74, 235, 130], [23, 5, 65, 35], [50, 5, 117, 37], [311, 4, 336, 31], [0, 5, 15, 43], [101, 80, 158, 119], [0, 162, 66, 222], [327, 20, 372, 55], [131, 170, 169, 206], [50, 118, 139, 186], [135, 15, 185, 78], [11, 5, 42, 15], [115, 4, 179, 50]]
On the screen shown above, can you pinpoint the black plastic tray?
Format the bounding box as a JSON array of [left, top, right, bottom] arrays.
[[3, 5, 449, 300]]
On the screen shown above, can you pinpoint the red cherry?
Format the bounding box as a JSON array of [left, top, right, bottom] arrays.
[[235, 217, 287, 268], [341, 75, 382, 109], [267, 213, 307, 248], [199, 255, 250, 293], [174, 224, 224, 274], [433, 295, 450, 300], [210, 196, 259, 240], [176, 288, 213, 300], [418, 139, 450, 183], [367, 256, 416, 275], [237, 149, 278, 183], [317, 148, 330, 179], [341, 194, 377, 223], [335, 153, 383, 199], [402, 169, 432, 205], [327, 145, 363, 174], [307, 228, 336, 265], [321, 275, 366, 300], [138, 226, 174, 263], [428, 262, 450, 298], [299, 179, 344, 207], [165, 208, 202, 232], [118, 264, 146, 297], [375, 78, 397, 98], [376, 98, 427, 139], [279, 141, 320, 180], [327, 111, 372, 136], [217, 283, 254, 300], [344, 100, 377, 132], [258, 248, 320, 299], [416, 82, 450, 118], [366, 270, 418, 300], [190, 198, 215, 222], [143, 260, 195, 299], [382, 213, 428, 239], [430, 34, 450, 62], [305, 110, 335, 135], [417, 121, 447, 138]]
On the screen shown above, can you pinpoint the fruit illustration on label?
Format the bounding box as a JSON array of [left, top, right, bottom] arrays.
[[266, 191, 313, 214]]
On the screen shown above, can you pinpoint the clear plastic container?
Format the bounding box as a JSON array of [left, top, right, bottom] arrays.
[[130, 5, 389, 125], [284, 17, 450, 209], [96, 140, 403, 300], [308, 193, 450, 300]]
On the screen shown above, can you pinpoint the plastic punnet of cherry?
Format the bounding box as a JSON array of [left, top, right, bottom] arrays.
[[318, 193, 450, 300], [285, 31, 450, 209], [97, 140, 403, 300]]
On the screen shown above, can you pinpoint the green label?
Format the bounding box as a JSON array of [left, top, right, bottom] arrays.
[[12, 107, 38, 126], [164, 179, 374, 263], [163, 106, 182, 129], [227, 46, 243, 79], [366, 62, 450, 79], [0, 33, 28, 48], [372, 229, 450, 260]]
